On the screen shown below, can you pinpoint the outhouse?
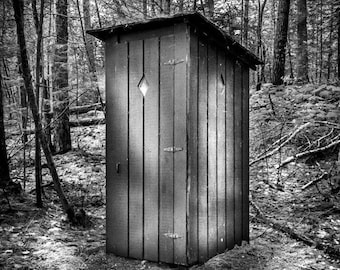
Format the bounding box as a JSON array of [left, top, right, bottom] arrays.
[[88, 12, 262, 266]]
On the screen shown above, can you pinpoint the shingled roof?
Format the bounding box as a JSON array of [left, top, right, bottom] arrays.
[[87, 12, 263, 70]]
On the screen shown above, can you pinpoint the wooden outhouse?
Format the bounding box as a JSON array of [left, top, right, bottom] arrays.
[[88, 12, 262, 266]]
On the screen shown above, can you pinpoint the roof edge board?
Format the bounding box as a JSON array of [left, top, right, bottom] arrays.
[[87, 12, 263, 68]]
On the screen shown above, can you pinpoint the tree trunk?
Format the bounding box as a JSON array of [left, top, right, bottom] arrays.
[[94, 0, 102, 27], [271, 0, 291, 85], [256, 0, 267, 89], [0, 67, 11, 188], [326, 2, 334, 82], [12, 0, 76, 223], [296, 0, 308, 83], [150, 0, 156, 16], [318, 0, 323, 83], [193, 0, 197, 11], [338, 8, 340, 80], [143, 0, 147, 18], [287, 35, 294, 79], [78, 0, 105, 113], [207, 0, 214, 18], [18, 53, 28, 143], [163, 0, 170, 14], [178, 0, 184, 12], [83, 0, 95, 75], [32, 0, 44, 207], [242, 0, 249, 47], [52, 0, 71, 154]]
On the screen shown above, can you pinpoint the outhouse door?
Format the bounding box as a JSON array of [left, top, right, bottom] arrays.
[[106, 27, 189, 265]]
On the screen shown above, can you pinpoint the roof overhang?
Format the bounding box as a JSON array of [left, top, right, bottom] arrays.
[[87, 12, 263, 70]]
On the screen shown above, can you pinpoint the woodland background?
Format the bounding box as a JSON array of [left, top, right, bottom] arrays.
[[0, 0, 340, 269]]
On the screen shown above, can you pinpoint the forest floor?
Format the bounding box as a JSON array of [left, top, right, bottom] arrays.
[[1, 83, 340, 269]]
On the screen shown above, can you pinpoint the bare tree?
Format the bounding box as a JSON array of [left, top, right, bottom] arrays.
[[296, 0, 309, 83], [256, 0, 268, 89], [52, 0, 71, 154], [143, 0, 147, 18], [326, 2, 334, 81], [163, 0, 170, 14], [338, 6, 340, 79], [0, 67, 10, 188], [32, 0, 44, 207], [12, 0, 77, 224], [242, 0, 249, 46], [207, 0, 214, 18], [272, 0, 291, 85], [77, 0, 105, 111]]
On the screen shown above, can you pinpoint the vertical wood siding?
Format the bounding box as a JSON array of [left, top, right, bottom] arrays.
[[187, 32, 199, 265], [159, 34, 175, 264], [106, 40, 129, 256], [128, 39, 144, 259], [143, 37, 159, 262], [208, 44, 218, 258], [242, 66, 250, 242], [216, 50, 226, 253], [197, 40, 208, 263], [189, 38, 249, 263], [225, 57, 235, 249], [106, 24, 250, 266], [173, 24, 188, 265], [234, 62, 243, 246]]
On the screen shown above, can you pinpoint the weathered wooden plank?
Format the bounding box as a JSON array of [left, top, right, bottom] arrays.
[[106, 40, 129, 256], [128, 39, 144, 259], [207, 44, 218, 258], [225, 57, 235, 249], [234, 61, 243, 246], [242, 66, 250, 242], [216, 49, 226, 253], [144, 37, 160, 261], [173, 24, 188, 265], [119, 26, 174, 43], [159, 34, 175, 264], [198, 40, 208, 263], [187, 30, 199, 265]]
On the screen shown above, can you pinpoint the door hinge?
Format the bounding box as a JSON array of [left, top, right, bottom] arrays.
[[163, 58, 185, 65], [164, 232, 182, 239], [164, 146, 183, 153]]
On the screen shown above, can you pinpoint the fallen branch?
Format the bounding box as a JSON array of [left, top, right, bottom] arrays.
[[69, 117, 105, 127], [29, 181, 54, 194], [301, 172, 328, 190], [278, 139, 340, 168], [251, 200, 340, 260], [69, 102, 104, 114], [250, 122, 311, 166]]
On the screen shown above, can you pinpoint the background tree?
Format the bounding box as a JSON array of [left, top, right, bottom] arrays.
[[296, 0, 308, 83], [242, 0, 249, 46], [207, 0, 214, 18], [256, 0, 268, 88], [32, 0, 44, 207], [53, 0, 71, 154], [272, 0, 291, 85], [12, 0, 76, 224], [338, 6, 340, 79], [0, 68, 10, 187], [163, 0, 171, 14]]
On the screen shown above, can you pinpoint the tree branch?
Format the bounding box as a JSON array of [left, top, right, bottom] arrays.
[[250, 122, 311, 166], [279, 138, 340, 168]]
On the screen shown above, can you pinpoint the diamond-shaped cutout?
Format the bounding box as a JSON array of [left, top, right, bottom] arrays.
[[137, 75, 149, 97]]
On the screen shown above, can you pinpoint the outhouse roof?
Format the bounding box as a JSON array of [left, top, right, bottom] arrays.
[[87, 12, 263, 70]]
